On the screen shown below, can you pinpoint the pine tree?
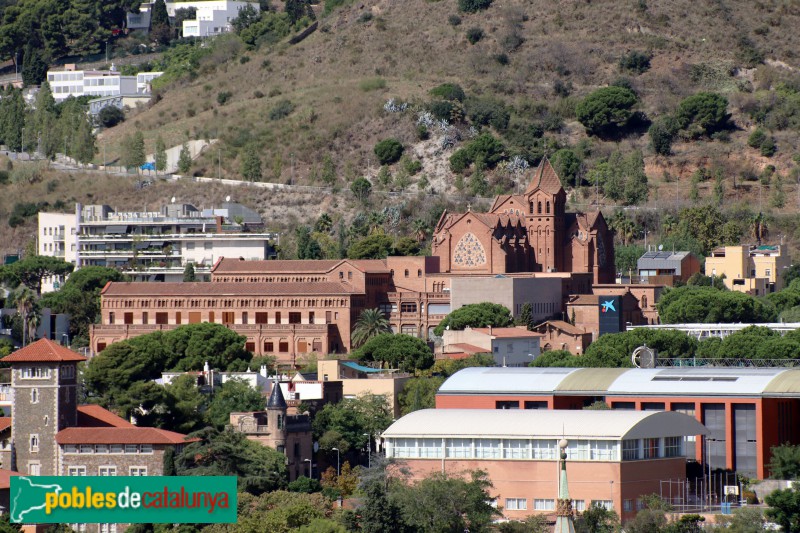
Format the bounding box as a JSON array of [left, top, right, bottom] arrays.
[[713, 170, 725, 207], [177, 143, 192, 174], [518, 303, 533, 330], [771, 174, 786, 208], [155, 135, 167, 176], [240, 146, 262, 181], [122, 131, 146, 170]]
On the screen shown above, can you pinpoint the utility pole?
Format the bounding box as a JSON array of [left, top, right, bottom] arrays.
[[290, 152, 294, 185], [218, 149, 221, 181]]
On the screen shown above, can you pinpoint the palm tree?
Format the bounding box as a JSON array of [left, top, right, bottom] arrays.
[[351, 308, 392, 348], [412, 219, 430, 243], [751, 212, 769, 245], [10, 286, 37, 346]]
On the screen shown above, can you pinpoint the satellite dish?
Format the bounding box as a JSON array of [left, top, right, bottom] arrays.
[[225, 195, 231, 202], [632, 345, 656, 368], [171, 196, 176, 204], [658, 244, 664, 251]]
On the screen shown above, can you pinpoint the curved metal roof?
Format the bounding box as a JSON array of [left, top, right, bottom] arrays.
[[437, 367, 800, 397], [382, 409, 708, 440]]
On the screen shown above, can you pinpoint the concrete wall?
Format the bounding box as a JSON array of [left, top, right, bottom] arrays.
[[450, 277, 562, 322]]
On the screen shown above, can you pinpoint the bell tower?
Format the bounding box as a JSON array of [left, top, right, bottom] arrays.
[[2, 339, 85, 476], [525, 158, 566, 273], [266, 379, 288, 453]]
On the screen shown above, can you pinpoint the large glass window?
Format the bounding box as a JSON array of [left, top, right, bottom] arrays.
[[623, 439, 640, 460], [475, 439, 501, 459], [532, 439, 557, 459], [503, 439, 530, 459], [506, 498, 527, 510], [419, 438, 442, 458], [392, 438, 415, 458], [446, 438, 472, 459], [664, 436, 682, 457], [565, 440, 590, 461], [643, 438, 660, 459], [534, 499, 555, 511], [591, 440, 618, 461]]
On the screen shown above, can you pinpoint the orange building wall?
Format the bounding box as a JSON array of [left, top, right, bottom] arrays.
[[394, 457, 686, 522]]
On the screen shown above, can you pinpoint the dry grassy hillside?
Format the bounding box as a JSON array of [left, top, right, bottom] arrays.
[[8, 0, 800, 257]]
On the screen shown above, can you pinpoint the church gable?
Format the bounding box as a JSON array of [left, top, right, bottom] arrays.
[[489, 195, 526, 216], [452, 232, 487, 267]]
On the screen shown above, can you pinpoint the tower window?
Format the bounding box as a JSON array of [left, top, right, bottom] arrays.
[[537, 201, 542, 214], [546, 201, 550, 214], [31, 389, 38, 404], [30, 434, 39, 452]]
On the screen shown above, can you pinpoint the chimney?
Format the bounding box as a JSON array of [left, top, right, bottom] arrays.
[[216, 215, 223, 233]]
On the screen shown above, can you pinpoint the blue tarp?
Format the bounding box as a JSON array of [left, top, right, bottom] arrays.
[[341, 361, 384, 373], [140, 162, 156, 171]]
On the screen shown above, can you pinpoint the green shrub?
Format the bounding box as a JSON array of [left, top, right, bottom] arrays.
[[466, 27, 484, 44], [374, 139, 404, 165], [0, 170, 9, 185], [358, 12, 373, 23], [402, 157, 423, 175], [429, 100, 454, 121], [675, 92, 729, 138], [466, 97, 510, 131], [359, 77, 386, 92], [575, 86, 638, 136], [458, 0, 491, 13], [416, 124, 430, 140], [97, 106, 125, 128], [494, 53, 509, 65], [239, 55, 250, 64], [448, 14, 462, 26], [748, 128, 767, 149], [649, 115, 679, 156], [760, 137, 777, 157], [619, 50, 651, 74], [448, 133, 505, 173], [553, 79, 572, 98], [430, 83, 465, 102], [216, 91, 232, 105], [269, 99, 295, 120]]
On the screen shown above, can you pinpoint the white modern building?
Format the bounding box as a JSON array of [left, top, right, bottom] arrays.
[[128, 1, 259, 37], [38, 202, 278, 292], [46, 64, 136, 102], [136, 72, 164, 93]]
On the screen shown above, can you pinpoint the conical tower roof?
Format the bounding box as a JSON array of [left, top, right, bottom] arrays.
[[525, 157, 564, 196], [266, 380, 287, 409], [553, 439, 576, 533]]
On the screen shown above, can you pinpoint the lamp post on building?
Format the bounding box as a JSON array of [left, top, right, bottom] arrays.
[[332, 447, 340, 476], [303, 458, 312, 479]]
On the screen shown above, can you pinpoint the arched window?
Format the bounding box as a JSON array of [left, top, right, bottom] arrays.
[[529, 202, 534, 214], [417, 269, 422, 277], [31, 389, 38, 404], [537, 201, 542, 214], [546, 201, 551, 214], [404, 269, 409, 278]]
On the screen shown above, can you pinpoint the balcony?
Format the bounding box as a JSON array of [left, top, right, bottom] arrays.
[[387, 291, 450, 302], [53, 232, 65, 242]]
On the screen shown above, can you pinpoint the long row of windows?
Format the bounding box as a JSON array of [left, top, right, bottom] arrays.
[[387, 437, 683, 461], [110, 310, 337, 326], [63, 444, 154, 454], [504, 499, 606, 512], [68, 466, 147, 476], [107, 297, 350, 309]]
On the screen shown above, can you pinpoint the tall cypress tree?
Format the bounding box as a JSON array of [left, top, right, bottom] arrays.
[[2, 88, 25, 152], [22, 43, 48, 87], [73, 114, 96, 164], [150, 0, 171, 44], [28, 81, 58, 157]]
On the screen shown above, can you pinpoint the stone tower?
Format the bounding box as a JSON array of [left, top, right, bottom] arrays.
[[553, 438, 576, 533], [266, 379, 288, 453], [525, 157, 566, 273], [1, 339, 85, 475]]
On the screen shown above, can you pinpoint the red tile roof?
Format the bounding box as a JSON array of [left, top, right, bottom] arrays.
[[101, 281, 360, 297], [444, 343, 489, 354], [525, 157, 564, 196], [77, 405, 134, 428], [212, 258, 343, 274], [0, 469, 20, 490], [0, 418, 10, 432], [471, 327, 544, 338], [0, 339, 87, 363], [533, 320, 588, 336], [56, 427, 193, 445]]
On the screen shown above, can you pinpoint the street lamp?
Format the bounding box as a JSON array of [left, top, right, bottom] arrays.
[[331, 447, 340, 476], [303, 458, 312, 479], [705, 436, 718, 510]]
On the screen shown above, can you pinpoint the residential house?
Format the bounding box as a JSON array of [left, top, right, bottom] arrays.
[[705, 244, 791, 295], [441, 327, 542, 366]]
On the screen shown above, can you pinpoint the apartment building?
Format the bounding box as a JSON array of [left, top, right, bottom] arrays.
[[705, 244, 791, 295], [128, 1, 259, 37], [38, 202, 277, 291]]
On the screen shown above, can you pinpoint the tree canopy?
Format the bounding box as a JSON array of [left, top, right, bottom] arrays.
[[175, 427, 287, 495], [351, 333, 434, 372], [85, 323, 253, 409], [433, 302, 513, 336], [312, 393, 393, 455], [657, 286, 777, 324], [0, 255, 74, 295], [575, 86, 639, 137]]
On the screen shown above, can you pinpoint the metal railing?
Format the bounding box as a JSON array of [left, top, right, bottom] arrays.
[[656, 358, 800, 368]]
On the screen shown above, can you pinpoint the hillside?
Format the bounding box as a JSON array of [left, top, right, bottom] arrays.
[[7, 0, 800, 260]]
